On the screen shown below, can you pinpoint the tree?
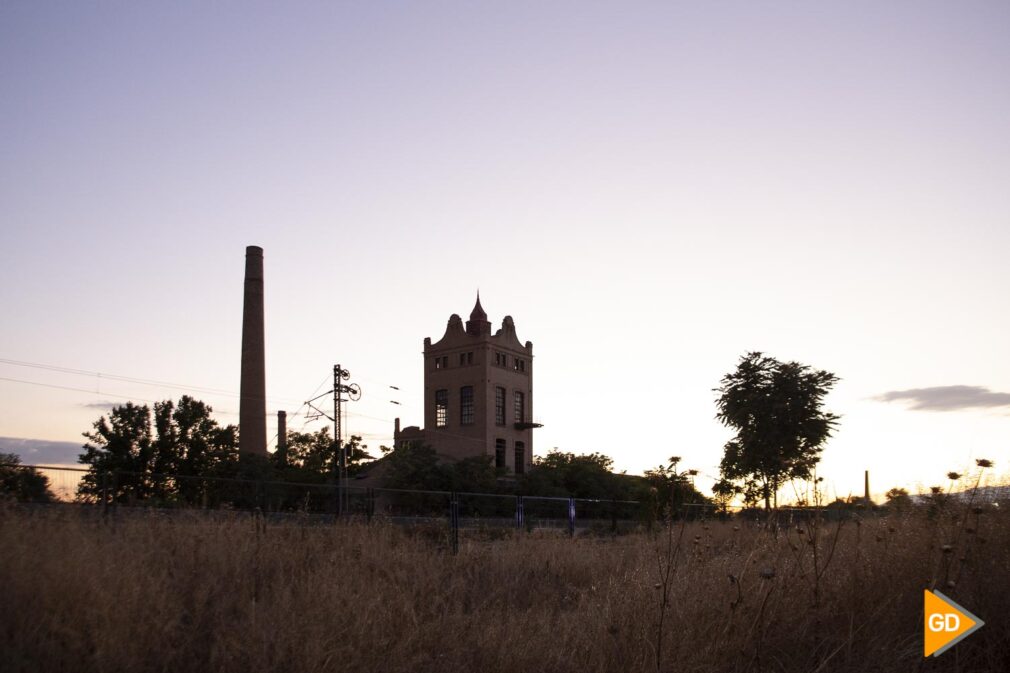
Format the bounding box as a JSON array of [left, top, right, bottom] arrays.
[[520, 451, 622, 499], [0, 453, 55, 502], [78, 401, 155, 502], [77, 397, 238, 503], [715, 352, 840, 510], [277, 428, 374, 482], [884, 487, 912, 512], [643, 456, 708, 516]]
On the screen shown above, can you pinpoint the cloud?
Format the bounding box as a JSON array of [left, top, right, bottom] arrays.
[[0, 437, 81, 465], [876, 386, 1010, 412], [78, 400, 118, 411]]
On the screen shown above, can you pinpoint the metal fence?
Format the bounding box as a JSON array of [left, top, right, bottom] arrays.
[[6, 463, 872, 553], [1, 463, 660, 551]]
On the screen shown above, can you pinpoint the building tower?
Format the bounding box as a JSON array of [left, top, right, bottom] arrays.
[[239, 245, 267, 456], [395, 294, 539, 473]]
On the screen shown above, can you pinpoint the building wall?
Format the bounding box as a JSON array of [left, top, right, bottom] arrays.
[[398, 298, 535, 473]]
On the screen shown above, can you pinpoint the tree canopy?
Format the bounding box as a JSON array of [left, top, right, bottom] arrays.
[[78, 396, 238, 503], [0, 453, 55, 502], [715, 352, 840, 509]]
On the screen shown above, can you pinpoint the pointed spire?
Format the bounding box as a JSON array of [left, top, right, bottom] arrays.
[[470, 290, 487, 321], [466, 290, 491, 336]]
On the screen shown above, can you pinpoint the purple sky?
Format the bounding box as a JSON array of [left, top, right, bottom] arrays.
[[2, 1, 1009, 500]]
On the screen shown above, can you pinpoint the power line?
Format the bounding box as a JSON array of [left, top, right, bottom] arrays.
[[0, 357, 303, 406]]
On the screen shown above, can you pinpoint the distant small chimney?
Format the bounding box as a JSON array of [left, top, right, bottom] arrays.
[[395, 417, 401, 435], [277, 410, 287, 465], [864, 470, 870, 502]]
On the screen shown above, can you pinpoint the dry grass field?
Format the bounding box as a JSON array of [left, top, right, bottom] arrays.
[[2, 502, 1008, 673]]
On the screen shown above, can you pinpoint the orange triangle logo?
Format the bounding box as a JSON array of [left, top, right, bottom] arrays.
[[924, 590, 984, 657]]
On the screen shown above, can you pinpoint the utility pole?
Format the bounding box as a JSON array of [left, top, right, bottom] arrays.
[[305, 363, 360, 517]]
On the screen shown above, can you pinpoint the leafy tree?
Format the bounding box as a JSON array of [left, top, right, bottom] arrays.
[[78, 401, 155, 502], [711, 478, 737, 514], [381, 442, 451, 492], [643, 456, 709, 517], [448, 454, 499, 493], [279, 428, 373, 480], [715, 352, 840, 510], [0, 453, 55, 502], [884, 487, 912, 511], [520, 451, 623, 499], [78, 397, 238, 503]]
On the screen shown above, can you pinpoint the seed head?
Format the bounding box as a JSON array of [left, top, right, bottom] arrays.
[[976, 458, 993, 469], [947, 472, 961, 481]]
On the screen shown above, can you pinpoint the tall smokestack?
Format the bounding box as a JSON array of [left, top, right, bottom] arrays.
[[239, 245, 267, 456], [864, 470, 870, 502]]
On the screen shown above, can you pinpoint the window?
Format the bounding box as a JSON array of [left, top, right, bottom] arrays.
[[459, 351, 473, 366], [514, 391, 525, 424], [459, 353, 466, 366], [515, 441, 525, 475], [495, 439, 506, 469], [495, 386, 505, 425], [495, 351, 507, 368], [434, 355, 448, 369], [460, 385, 474, 425], [435, 389, 448, 427]]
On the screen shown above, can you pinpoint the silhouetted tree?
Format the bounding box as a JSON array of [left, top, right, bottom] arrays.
[[643, 456, 709, 518], [520, 451, 626, 499], [380, 443, 450, 492], [715, 352, 840, 510], [448, 454, 499, 493], [278, 428, 373, 481], [77, 397, 237, 503], [0, 453, 55, 502], [885, 487, 912, 512]]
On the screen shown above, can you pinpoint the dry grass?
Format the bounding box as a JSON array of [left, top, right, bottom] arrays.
[[2, 504, 1008, 673]]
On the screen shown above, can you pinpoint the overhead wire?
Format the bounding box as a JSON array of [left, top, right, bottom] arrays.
[[0, 357, 304, 406]]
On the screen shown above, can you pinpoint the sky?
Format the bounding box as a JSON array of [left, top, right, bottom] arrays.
[[1, 1, 1008, 502]]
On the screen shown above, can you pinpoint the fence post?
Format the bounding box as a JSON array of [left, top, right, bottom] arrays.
[[100, 471, 109, 516], [449, 492, 460, 554], [515, 495, 524, 531], [568, 497, 576, 538]]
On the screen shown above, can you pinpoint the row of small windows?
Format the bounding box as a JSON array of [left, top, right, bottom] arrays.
[[495, 439, 526, 475], [435, 352, 475, 369], [435, 386, 526, 427], [493, 351, 527, 373], [431, 351, 528, 374]]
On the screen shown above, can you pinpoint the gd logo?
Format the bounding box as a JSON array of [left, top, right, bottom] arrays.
[[924, 590, 984, 657]]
